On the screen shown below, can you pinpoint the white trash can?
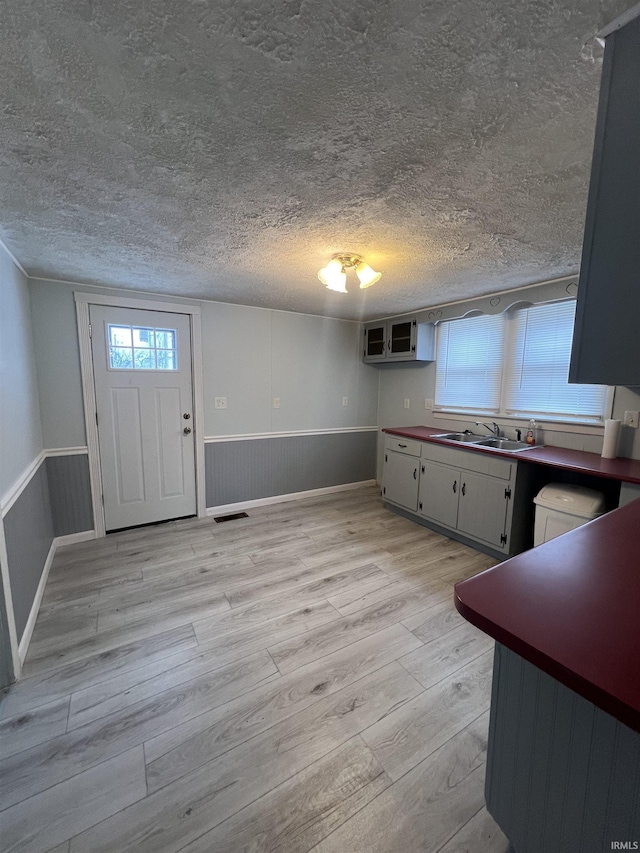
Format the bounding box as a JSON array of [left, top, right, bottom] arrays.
[[533, 483, 606, 546]]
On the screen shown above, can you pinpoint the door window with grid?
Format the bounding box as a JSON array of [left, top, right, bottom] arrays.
[[108, 325, 178, 371]]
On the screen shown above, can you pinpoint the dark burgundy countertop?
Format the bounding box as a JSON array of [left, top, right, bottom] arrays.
[[383, 425, 640, 484], [454, 499, 640, 732]]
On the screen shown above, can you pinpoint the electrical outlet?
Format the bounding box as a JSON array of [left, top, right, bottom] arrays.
[[424, 398, 434, 410], [214, 397, 227, 409], [624, 410, 639, 428], [404, 398, 410, 410], [342, 397, 349, 406], [273, 397, 280, 409]]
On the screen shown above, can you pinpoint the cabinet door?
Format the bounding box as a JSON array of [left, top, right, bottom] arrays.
[[569, 17, 640, 385], [383, 451, 419, 511], [387, 319, 415, 359], [363, 323, 387, 362], [418, 460, 459, 529], [457, 472, 509, 549]]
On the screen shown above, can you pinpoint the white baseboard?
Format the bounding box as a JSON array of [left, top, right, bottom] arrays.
[[205, 480, 378, 517], [17, 529, 96, 665], [18, 540, 56, 664], [54, 530, 96, 547]]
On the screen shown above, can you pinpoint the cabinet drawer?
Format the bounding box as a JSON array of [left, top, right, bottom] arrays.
[[385, 436, 422, 457], [421, 442, 513, 480]]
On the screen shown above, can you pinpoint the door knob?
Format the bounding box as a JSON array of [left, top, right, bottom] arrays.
[[183, 426, 192, 434], [183, 413, 191, 419]]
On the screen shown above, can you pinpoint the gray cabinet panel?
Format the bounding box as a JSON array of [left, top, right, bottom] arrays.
[[487, 644, 640, 853], [457, 472, 509, 550], [569, 17, 640, 385], [418, 460, 459, 529], [383, 451, 420, 511]]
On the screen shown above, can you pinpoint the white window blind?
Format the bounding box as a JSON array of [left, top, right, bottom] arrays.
[[503, 301, 607, 421], [435, 313, 505, 413]]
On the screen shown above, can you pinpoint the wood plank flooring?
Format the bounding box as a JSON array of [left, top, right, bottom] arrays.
[[0, 485, 512, 853]]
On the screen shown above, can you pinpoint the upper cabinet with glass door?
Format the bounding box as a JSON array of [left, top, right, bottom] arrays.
[[363, 318, 435, 364]]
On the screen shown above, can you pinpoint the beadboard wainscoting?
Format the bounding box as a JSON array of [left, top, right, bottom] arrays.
[[1, 450, 96, 669], [2, 460, 54, 647], [486, 644, 640, 852], [204, 428, 378, 512], [45, 452, 94, 537]]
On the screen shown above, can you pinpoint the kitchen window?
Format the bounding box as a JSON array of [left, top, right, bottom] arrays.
[[435, 300, 608, 423]]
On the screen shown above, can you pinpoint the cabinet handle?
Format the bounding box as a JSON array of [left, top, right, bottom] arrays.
[[388, 340, 391, 350], [398, 443, 407, 448], [413, 468, 417, 480], [461, 482, 466, 496], [452, 480, 457, 493]]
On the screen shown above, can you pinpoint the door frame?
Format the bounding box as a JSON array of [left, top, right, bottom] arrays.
[[74, 292, 205, 538]]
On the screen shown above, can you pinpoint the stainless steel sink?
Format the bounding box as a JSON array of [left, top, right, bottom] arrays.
[[431, 432, 541, 452], [431, 432, 488, 443], [474, 438, 537, 452]]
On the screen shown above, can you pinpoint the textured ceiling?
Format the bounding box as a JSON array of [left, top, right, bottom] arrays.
[[0, 0, 631, 320]]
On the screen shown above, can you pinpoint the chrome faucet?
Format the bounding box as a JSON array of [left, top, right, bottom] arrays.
[[475, 421, 501, 437]]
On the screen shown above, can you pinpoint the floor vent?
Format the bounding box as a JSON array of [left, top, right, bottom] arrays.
[[213, 511, 249, 523]]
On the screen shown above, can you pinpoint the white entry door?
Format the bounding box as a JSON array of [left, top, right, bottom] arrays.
[[90, 305, 196, 531]]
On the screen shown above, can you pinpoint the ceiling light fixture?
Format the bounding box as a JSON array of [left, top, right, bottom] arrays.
[[318, 254, 382, 293]]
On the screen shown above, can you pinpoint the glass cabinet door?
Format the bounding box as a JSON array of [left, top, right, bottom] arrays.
[[388, 320, 414, 356], [364, 324, 386, 360]]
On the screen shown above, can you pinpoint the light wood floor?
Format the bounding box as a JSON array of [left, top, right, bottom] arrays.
[[0, 485, 512, 853]]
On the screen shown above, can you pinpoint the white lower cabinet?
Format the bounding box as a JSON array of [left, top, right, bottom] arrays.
[[418, 460, 460, 529], [382, 437, 422, 512], [383, 436, 524, 556], [420, 445, 515, 552], [418, 444, 514, 552], [452, 471, 511, 550]]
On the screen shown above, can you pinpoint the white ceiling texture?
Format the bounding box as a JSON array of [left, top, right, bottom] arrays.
[[0, 0, 630, 320]]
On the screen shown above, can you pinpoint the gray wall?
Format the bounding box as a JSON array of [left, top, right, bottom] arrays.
[[29, 279, 380, 447], [0, 250, 43, 495], [3, 462, 54, 642], [205, 431, 377, 507], [46, 454, 93, 536], [1, 245, 49, 674]]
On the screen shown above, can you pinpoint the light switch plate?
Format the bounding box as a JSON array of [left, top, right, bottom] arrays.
[[624, 410, 639, 428], [273, 397, 280, 409], [424, 398, 434, 410], [404, 398, 410, 410], [342, 397, 349, 406], [214, 397, 227, 409]]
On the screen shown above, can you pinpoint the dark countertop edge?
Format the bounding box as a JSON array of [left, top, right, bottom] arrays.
[[382, 426, 640, 484], [454, 592, 640, 733]]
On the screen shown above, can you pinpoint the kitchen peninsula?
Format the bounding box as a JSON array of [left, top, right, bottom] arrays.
[[455, 498, 640, 852]]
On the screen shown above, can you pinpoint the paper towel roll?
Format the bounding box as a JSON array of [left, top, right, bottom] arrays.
[[601, 419, 621, 459]]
